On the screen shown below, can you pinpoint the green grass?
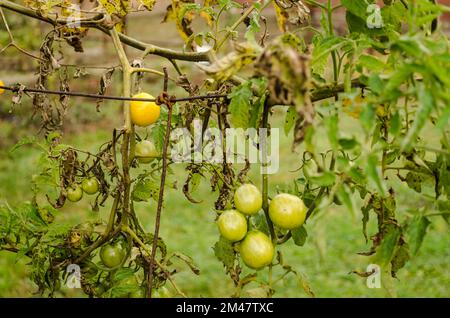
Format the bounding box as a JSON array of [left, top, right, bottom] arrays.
[[0, 109, 449, 298]]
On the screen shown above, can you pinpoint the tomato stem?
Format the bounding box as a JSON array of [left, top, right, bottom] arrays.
[[261, 99, 276, 243]]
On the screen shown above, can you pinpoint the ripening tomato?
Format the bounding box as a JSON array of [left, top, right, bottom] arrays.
[[234, 184, 262, 215], [130, 93, 160, 127], [217, 210, 247, 242], [269, 193, 307, 230], [82, 177, 99, 195], [239, 231, 274, 270], [67, 184, 83, 202], [135, 140, 159, 163]]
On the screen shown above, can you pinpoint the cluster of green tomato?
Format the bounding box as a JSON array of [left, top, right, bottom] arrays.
[[66, 139, 159, 203], [66, 177, 100, 202], [217, 184, 307, 269]]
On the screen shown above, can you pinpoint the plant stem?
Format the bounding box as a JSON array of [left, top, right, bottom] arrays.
[[111, 28, 133, 228], [261, 99, 276, 242], [327, 0, 339, 84], [147, 69, 173, 298]]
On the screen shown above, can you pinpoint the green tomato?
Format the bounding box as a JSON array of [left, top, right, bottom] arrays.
[[217, 210, 247, 242], [233, 183, 262, 215], [82, 177, 99, 195], [67, 185, 83, 202], [100, 243, 126, 268], [268, 193, 307, 230], [239, 231, 274, 270], [135, 140, 159, 163]]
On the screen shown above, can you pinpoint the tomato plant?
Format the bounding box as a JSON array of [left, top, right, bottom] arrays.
[[0, 0, 449, 298]]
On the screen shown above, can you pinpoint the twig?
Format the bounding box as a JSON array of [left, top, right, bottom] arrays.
[[261, 99, 276, 242], [147, 68, 173, 298]]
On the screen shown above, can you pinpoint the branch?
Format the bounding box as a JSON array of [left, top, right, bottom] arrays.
[[0, 0, 209, 62], [147, 69, 174, 298], [311, 79, 365, 102], [267, 78, 366, 106]]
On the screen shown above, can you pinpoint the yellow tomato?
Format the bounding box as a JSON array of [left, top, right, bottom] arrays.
[[269, 193, 307, 230], [234, 184, 262, 215], [130, 93, 160, 127], [239, 231, 274, 270], [217, 210, 247, 242], [0, 80, 5, 95]]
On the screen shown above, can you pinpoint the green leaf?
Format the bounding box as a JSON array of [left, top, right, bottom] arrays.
[[308, 172, 336, 187], [374, 226, 401, 267], [114, 268, 136, 282], [345, 11, 385, 36], [284, 106, 297, 136], [405, 172, 425, 193], [336, 184, 357, 218], [407, 215, 430, 255], [9, 136, 37, 153], [338, 138, 359, 150], [366, 154, 386, 196], [312, 36, 346, 74], [249, 95, 265, 129], [360, 104, 376, 132], [368, 74, 384, 95], [132, 178, 159, 202], [389, 111, 401, 136], [252, 212, 270, 237], [391, 242, 410, 276], [291, 226, 308, 246], [436, 105, 450, 131], [324, 115, 339, 150], [401, 87, 434, 151], [152, 124, 166, 153], [349, 167, 366, 185], [213, 236, 236, 270], [359, 55, 386, 73], [228, 82, 253, 129], [384, 65, 414, 99], [342, 0, 372, 19]]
